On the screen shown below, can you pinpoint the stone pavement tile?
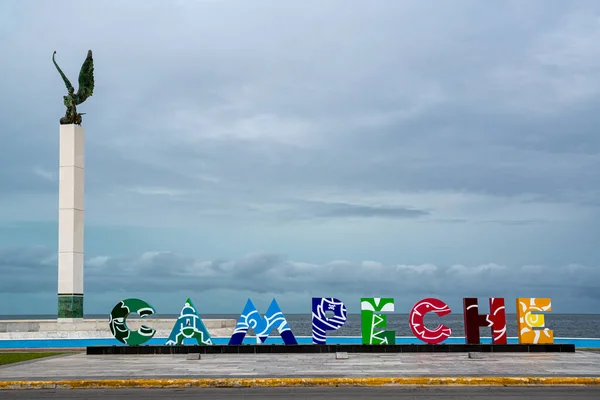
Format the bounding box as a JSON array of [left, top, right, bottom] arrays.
[[1, 352, 600, 380]]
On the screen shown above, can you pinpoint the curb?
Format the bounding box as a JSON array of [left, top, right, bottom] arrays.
[[1, 377, 600, 389]]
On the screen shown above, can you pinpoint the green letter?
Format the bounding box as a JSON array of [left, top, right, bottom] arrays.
[[109, 298, 156, 345], [361, 297, 395, 344]]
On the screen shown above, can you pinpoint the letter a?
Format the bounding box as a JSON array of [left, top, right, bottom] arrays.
[[165, 298, 212, 346]]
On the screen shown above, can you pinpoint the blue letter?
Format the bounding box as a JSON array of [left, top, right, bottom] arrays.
[[229, 298, 297, 345], [312, 297, 347, 344]]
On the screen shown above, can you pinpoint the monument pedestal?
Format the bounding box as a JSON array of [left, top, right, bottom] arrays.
[[58, 124, 85, 319]]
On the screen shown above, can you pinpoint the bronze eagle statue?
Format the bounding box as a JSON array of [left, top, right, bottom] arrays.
[[53, 50, 95, 125]]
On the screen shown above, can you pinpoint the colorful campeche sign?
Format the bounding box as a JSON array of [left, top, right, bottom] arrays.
[[108, 296, 554, 346]]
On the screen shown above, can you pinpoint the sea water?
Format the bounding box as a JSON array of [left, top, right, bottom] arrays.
[[2, 313, 599, 338]]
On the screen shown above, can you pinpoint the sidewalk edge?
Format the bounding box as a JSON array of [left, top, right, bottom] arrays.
[[1, 377, 600, 389]]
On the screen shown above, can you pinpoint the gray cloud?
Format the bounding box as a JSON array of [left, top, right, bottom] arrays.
[[1, 0, 600, 313], [1, 246, 598, 313], [279, 201, 429, 220], [1, 0, 600, 213], [316, 203, 427, 219]]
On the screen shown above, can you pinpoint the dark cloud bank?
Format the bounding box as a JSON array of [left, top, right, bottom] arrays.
[[1, 246, 598, 313]]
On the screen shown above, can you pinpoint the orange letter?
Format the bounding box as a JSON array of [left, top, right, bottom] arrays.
[[516, 298, 553, 344]]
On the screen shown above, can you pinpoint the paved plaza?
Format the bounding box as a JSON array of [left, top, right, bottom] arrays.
[[1, 351, 600, 381]]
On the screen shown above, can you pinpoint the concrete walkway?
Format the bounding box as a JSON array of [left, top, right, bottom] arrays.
[[1, 351, 600, 381]]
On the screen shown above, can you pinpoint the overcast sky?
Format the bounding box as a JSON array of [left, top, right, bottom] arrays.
[[1, 0, 600, 317]]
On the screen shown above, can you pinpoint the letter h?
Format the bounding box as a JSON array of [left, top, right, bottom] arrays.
[[463, 298, 507, 345]]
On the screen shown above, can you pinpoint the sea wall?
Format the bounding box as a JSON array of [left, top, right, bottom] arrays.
[[0, 319, 236, 340]]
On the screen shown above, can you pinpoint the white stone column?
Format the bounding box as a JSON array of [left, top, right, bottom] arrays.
[[58, 124, 84, 320]]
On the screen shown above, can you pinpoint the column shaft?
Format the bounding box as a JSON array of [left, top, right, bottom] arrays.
[[57, 124, 84, 319]]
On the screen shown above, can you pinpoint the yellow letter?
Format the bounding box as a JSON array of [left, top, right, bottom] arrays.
[[516, 298, 553, 344]]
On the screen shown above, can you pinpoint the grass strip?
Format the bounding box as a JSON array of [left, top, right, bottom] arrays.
[[0, 352, 64, 365]]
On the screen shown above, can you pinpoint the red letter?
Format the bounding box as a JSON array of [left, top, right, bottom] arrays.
[[463, 297, 507, 344], [409, 298, 452, 344]]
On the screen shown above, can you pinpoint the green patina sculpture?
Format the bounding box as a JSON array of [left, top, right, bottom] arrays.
[[52, 50, 95, 125]]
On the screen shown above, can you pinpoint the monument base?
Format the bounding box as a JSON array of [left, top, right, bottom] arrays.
[[86, 343, 575, 355], [58, 294, 84, 319]]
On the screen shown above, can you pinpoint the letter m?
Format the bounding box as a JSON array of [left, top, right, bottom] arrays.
[[228, 298, 298, 345]]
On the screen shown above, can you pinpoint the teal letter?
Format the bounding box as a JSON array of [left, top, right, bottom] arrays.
[[165, 298, 212, 345]]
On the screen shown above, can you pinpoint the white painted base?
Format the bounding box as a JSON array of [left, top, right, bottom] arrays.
[[0, 319, 237, 340], [56, 318, 84, 324]]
